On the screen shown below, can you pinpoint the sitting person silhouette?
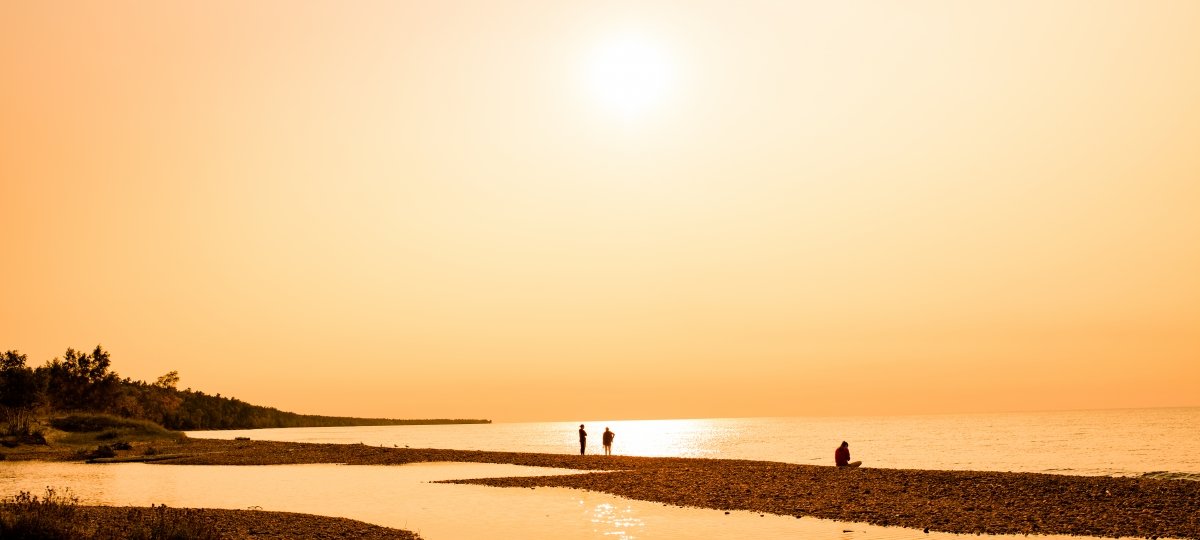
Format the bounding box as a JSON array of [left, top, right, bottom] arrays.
[[835, 441, 862, 468]]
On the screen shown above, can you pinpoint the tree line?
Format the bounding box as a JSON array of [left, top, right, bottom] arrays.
[[0, 346, 489, 436]]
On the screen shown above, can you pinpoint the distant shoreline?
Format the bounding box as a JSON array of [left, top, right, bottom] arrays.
[[189, 417, 492, 430], [8, 438, 1196, 539]]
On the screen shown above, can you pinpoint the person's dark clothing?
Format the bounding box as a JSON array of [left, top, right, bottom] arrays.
[[579, 427, 587, 455], [835, 446, 851, 467], [602, 430, 614, 446]]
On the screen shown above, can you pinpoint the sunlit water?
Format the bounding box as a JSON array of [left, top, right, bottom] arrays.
[[2, 408, 1195, 539], [190, 407, 1200, 477]]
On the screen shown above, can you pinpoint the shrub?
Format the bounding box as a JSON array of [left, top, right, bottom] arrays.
[[90, 446, 116, 459], [26, 429, 47, 445], [0, 431, 48, 448], [0, 489, 219, 540], [96, 505, 219, 540], [0, 487, 87, 539]]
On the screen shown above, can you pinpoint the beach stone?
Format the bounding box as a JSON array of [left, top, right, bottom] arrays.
[[22, 438, 1197, 539]]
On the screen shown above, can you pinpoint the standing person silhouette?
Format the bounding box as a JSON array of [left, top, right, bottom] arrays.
[[835, 441, 862, 468], [602, 427, 615, 455], [578, 424, 587, 455]]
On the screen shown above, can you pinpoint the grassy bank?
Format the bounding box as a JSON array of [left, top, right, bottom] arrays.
[[0, 413, 185, 462], [49, 414, 182, 446]]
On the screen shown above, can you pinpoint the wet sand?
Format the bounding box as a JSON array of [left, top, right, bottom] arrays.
[[34, 438, 1195, 539]]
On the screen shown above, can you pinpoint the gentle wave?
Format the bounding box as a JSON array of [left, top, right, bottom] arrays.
[[1141, 471, 1200, 481]]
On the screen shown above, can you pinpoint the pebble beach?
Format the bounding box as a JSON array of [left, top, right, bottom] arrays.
[[73, 506, 421, 540], [13, 438, 1192, 539]]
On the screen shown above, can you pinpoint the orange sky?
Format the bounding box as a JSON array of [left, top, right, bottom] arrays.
[[2, 1, 1197, 422]]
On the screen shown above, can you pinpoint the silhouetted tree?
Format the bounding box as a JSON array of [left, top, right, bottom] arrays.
[[7, 345, 489, 431], [40, 345, 119, 412], [137, 371, 183, 425], [0, 351, 46, 435], [154, 370, 180, 389]]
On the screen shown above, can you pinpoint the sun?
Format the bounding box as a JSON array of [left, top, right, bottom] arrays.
[[582, 33, 675, 118]]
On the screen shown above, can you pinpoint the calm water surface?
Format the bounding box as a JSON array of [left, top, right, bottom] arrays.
[[191, 407, 1200, 477]]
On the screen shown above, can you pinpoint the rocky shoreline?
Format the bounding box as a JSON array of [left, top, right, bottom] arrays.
[[73, 506, 421, 540], [7, 438, 1199, 538]]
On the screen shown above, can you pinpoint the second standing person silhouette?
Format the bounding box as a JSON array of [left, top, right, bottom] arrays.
[[602, 427, 615, 455]]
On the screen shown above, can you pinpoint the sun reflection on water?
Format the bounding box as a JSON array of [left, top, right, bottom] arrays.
[[588, 500, 644, 538], [588, 418, 738, 458]]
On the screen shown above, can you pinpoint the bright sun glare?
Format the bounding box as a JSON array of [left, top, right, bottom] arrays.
[[583, 33, 675, 118]]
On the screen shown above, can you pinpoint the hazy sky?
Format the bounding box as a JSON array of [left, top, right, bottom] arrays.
[[2, 1, 1197, 422]]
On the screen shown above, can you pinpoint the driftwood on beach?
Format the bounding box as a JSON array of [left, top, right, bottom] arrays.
[[99, 438, 1200, 539]]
